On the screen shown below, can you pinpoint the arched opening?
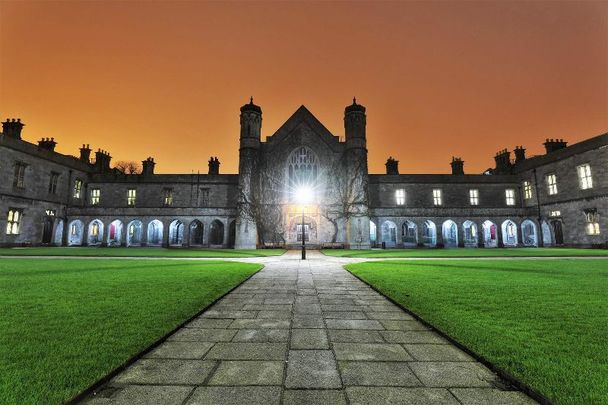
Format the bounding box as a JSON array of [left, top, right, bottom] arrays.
[[501, 220, 518, 247], [69, 220, 84, 246], [402, 221, 417, 246], [209, 220, 225, 245], [42, 216, 54, 244], [107, 220, 123, 247], [228, 220, 236, 248], [53, 219, 64, 246], [442, 220, 458, 247], [369, 221, 377, 245], [189, 220, 204, 246], [381, 220, 397, 247], [423, 220, 437, 247], [169, 220, 184, 246], [462, 220, 478, 247], [542, 221, 552, 246], [288, 146, 319, 201], [147, 220, 163, 246], [521, 219, 538, 247], [127, 220, 143, 247], [551, 220, 564, 245], [87, 219, 104, 246], [482, 220, 498, 248]]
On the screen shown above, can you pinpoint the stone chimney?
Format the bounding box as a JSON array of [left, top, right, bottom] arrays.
[[94, 149, 112, 173], [494, 149, 512, 174], [79, 144, 92, 163], [38, 137, 57, 151], [543, 138, 568, 154], [385, 157, 399, 175], [514, 146, 526, 163], [450, 157, 464, 175], [2, 118, 24, 139], [142, 157, 155, 176], [208, 156, 220, 175]]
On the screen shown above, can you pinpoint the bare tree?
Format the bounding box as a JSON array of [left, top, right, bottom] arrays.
[[114, 160, 142, 174]]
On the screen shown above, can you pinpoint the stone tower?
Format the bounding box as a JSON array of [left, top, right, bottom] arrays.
[[344, 98, 371, 249], [234, 98, 261, 249]]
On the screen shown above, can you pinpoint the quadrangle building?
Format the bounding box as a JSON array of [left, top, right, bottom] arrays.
[[1, 99, 606, 249]]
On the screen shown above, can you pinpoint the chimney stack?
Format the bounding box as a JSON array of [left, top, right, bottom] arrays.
[[38, 137, 57, 151], [450, 157, 464, 175], [79, 144, 91, 163], [142, 157, 155, 176], [208, 156, 220, 175], [543, 138, 568, 154], [494, 149, 512, 174], [385, 157, 399, 175], [94, 149, 112, 173], [2, 118, 24, 139], [514, 146, 526, 163]]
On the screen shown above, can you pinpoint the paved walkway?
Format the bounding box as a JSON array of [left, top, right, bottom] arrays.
[[83, 251, 535, 404]]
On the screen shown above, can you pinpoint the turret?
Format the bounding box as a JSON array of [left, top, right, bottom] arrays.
[[344, 97, 366, 150], [2, 118, 24, 139], [79, 144, 92, 163], [240, 97, 262, 149], [385, 157, 399, 175], [450, 157, 464, 175], [142, 157, 155, 176]]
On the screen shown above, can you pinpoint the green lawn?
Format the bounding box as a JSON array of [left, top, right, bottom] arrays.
[[323, 247, 608, 257], [0, 247, 285, 257], [346, 259, 608, 404], [0, 259, 261, 404]]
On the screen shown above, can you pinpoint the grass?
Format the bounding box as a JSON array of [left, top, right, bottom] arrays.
[[0, 259, 261, 404], [0, 247, 285, 257], [346, 259, 608, 404], [323, 247, 608, 257]]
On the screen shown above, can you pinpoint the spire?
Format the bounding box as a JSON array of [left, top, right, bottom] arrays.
[[250, 96, 253, 104]]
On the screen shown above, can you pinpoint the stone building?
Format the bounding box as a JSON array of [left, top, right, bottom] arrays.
[[1, 100, 606, 248]]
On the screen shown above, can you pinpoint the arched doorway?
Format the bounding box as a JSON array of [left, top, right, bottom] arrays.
[[369, 221, 377, 246], [442, 220, 458, 247], [381, 220, 397, 247], [501, 220, 518, 247], [107, 220, 123, 247], [482, 220, 497, 248], [68, 220, 84, 246], [53, 220, 64, 246], [169, 220, 184, 246], [423, 220, 437, 247], [402, 221, 417, 246], [521, 220, 538, 247], [87, 219, 104, 246], [189, 220, 204, 246], [147, 220, 163, 246], [462, 220, 478, 247], [542, 221, 552, 246], [228, 220, 236, 248], [127, 220, 143, 246], [209, 220, 225, 245], [42, 217, 54, 244], [551, 220, 564, 245]]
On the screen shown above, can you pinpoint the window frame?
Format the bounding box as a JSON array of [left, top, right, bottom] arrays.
[[6, 208, 23, 235], [90, 188, 101, 206], [73, 179, 83, 199], [127, 189, 137, 206], [48, 172, 59, 194], [546, 174, 558, 195], [577, 164, 593, 190], [523, 181, 532, 200], [163, 187, 174, 207], [505, 189, 516, 206], [395, 189, 405, 206], [13, 162, 27, 189], [469, 189, 479, 206], [432, 189, 442, 206]]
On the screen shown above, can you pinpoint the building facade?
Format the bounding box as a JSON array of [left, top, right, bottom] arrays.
[[1, 100, 606, 249]]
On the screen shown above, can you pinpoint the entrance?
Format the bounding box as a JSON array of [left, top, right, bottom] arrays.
[[551, 220, 564, 245], [42, 217, 54, 244]]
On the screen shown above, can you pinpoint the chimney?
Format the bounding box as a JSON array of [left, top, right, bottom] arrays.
[[494, 149, 512, 174], [450, 157, 464, 175], [2, 118, 25, 139], [543, 138, 568, 154], [38, 137, 57, 151], [142, 157, 155, 176], [208, 156, 220, 175], [79, 144, 91, 163], [94, 149, 112, 173], [514, 146, 526, 163], [385, 157, 399, 175]]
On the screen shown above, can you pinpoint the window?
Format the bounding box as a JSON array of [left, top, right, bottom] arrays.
[[505, 189, 516, 206], [13, 162, 26, 188], [523, 181, 532, 200], [90, 189, 100, 206], [296, 224, 310, 242], [71, 222, 78, 235], [6, 208, 23, 235], [433, 189, 442, 206], [91, 222, 99, 236], [395, 189, 405, 206], [127, 189, 137, 206], [550, 210, 561, 217], [546, 174, 557, 195], [469, 189, 479, 206], [577, 164, 593, 190], [49, 172, 59, 194], [584, 209, 600, 235], [288, 147, 318, 202], [73, 179, 83, 199], [163, 188, 174, 206], [199, 188, 210, 207]]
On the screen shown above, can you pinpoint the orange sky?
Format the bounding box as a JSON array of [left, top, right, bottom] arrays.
[[1, 1, 606, 174]]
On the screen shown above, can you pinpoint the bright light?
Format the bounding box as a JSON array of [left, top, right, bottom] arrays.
[[295, 185, 313, 204]]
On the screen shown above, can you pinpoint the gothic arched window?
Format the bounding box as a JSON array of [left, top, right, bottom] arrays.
[[288, 147, 318, 201]]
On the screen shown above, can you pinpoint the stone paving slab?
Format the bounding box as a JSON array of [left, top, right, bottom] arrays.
[[81, 251, 537, 404]]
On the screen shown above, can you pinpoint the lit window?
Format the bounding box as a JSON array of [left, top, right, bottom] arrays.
[[546, 174, 557, 195], [90, 189, 100, 205], [73, 179, 83, 199], [577, 164, 593, 190], [71, 223, 77, 235], [6, 208, 23, 235], [505, 189, 515, 206], [127, 189, 137, 206], [469, 189, 479, 205], [550, 210, 561, 217], [13, 162, 26, 189], [523, 181, 532, 200], [584, 209, 600, 235], [45, 209, 56, 216], [395, 189, 405, 206], [163, 188, 174, 206], [91, 222, 99, 236], [433, 189, 442, 206], [49, 172, 59, 194]]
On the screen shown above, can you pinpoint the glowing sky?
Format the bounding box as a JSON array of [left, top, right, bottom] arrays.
[[1, 1, 606, 174]]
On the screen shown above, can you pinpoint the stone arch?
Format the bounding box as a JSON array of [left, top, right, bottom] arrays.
[[147, 219, 163, 246], [541, 221, 553, 246], [169, 220, 185, 246], [189, 220, 204, 246], [482, 220, 498, 248], [423, 220, 437, 247], [402, 220, 417, 246], [462, 220, 478, 247], [381, 220, 397, 247], [209, 220, 225, 245], [521, 219, 538, 247], [501, 219, 518, 247], [442, 220, 458, 247], [87, 219, 104, 246], [127, 220, 143, 247], [68, 220, 83, 246], [53, 219, 64, 246], [107, 220, 123, 247], [369, 220, 377, 245]]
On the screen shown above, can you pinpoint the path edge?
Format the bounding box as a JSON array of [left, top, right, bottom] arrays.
[[345, 265, 554, 405], [67, 263, 264, 404]]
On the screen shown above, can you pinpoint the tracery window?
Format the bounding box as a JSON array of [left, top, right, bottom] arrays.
[[288, 147, 318, 200]]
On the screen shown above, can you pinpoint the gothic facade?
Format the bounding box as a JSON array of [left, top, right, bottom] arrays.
[[1, 100, 606, 249]]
